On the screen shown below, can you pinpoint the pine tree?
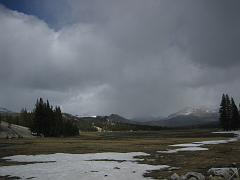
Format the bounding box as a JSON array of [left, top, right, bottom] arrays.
[[219, 94, 227, 130], [230, 98, 239, 130], [32, 99, 39, 134], [238, 104, 240, 129], [219, 94, 240, 131], [20, 108, 33, 128], [225, 94, 232, 131], [32, 98, 47, 135], [51, 106, 63, 137]]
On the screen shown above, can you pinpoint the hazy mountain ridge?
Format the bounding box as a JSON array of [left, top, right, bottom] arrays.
[[146, 107, 219, 127], [71, 107, 219, 129], [130, 116, 164, 123], [167, 106, 218, 118], [0, 106, 219, 129], [63, 113, 162, 131]]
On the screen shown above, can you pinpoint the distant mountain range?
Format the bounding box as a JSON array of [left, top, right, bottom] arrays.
[[130, 116, 164, 123], [70, 106, 219, 129], [144, 107, 219, 128], [168, 106, 217, 118], [63, 113, 162, 131], [0, 106, 220, 129]]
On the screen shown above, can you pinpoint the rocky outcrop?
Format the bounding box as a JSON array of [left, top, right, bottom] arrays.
[[171, 172, 205, 180], [171, 173, 180, 180], [208, 168, 239, 180], [0, 121, 33, 138], [170, 168, 239, 180], [185, 172, 205, 180]]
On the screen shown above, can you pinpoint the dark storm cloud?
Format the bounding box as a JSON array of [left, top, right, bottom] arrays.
[[183, 1, 240, 68], [0, 1, 240, 117], [96, 0, 240, 68]]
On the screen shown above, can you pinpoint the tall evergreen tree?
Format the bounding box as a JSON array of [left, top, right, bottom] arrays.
[[230, 98, 239, 130], [219, 94, 228, 130], [32, 98, 41, 134], [20, 108, 33, 128], [225, 94, 232, 131], [219, 94, 240, 131], [51, 106, 63, 136], [238, 103, 240, 129]]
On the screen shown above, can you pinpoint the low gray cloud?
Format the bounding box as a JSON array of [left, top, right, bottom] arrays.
[[0, 1, 240, 117]]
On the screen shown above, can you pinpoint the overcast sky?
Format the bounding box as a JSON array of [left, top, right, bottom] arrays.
[[0, 0, 240, 118]]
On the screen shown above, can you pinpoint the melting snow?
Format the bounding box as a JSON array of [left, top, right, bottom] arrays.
[[0, 152, 169, 180], [158, 131, 240, 153], [170, 143, 202, 147], [1, 131, 239, 179], [158, 147, 208, 153]]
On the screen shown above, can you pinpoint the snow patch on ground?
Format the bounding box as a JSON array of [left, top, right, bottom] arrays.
[[170, 143, 202, 147], [1, 131, 239, 179], [158, 131, 240, 154], [0, 152, 169, 180], [159, 147, 208, 153]]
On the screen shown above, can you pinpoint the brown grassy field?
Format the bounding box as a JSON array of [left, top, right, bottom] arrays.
[[0, 129, 239, 179]]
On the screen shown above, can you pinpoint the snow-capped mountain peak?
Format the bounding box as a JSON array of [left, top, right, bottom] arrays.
[[168, 106, 217, 118]]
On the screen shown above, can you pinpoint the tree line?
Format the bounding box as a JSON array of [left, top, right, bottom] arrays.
[[219, 94, 240, 131], [31, 98, 79, 137], [1, 98, 79, 137]]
